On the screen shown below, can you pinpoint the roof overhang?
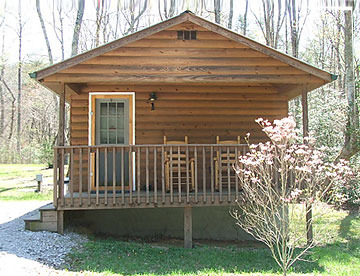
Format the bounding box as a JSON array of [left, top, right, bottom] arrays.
[[30, 11, 335, 100]]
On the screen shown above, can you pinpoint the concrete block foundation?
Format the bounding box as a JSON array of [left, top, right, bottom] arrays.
[[65, 206, 253, 241]]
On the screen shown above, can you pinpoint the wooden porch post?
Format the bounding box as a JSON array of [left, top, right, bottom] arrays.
[[184, 206, 192, 248], [57, 83, 66, 235], [302, 89, 313, 245]]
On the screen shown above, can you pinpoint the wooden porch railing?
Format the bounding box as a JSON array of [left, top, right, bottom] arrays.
[[53, 144, 248, 210]]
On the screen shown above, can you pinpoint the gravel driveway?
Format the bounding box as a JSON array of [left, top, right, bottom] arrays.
[[0, 201, 87, 275]]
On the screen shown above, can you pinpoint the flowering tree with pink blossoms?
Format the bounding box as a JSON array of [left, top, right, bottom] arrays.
[[232, 116, 352, 276]]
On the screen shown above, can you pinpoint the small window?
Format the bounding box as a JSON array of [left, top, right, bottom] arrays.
[[177, 30, 197, 40]]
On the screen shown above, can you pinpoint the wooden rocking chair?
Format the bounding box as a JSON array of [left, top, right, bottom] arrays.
[[164, 136, 195, 192], [214, 136, 241, 190]]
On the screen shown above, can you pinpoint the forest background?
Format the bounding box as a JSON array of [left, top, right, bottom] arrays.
[[0, 0, 358, 182]]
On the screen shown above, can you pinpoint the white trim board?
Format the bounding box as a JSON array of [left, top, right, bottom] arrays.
[[88, 92, 135, 146], [88, 92, 136, 191]]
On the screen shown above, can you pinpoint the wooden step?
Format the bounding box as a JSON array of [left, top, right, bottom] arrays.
[[25, 219, 57, 232], [24, 204, 58, 232]]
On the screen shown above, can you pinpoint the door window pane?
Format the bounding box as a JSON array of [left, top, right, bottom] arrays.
[[109, 117, 116, 130], [117, 116, 124, 129], [109, 103, 116, 115], [117, 103, 124, 115], [100, 103, 108, 115], [100, 117, 107, 130], [100, 130, 108, 144], [109, 130, 116, 144], [117, 134, 124, 144]]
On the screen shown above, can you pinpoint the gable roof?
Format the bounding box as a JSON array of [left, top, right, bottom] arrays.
[[31, 11, 335, 97]]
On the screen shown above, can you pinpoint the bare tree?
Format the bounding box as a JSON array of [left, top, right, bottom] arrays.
[[16, 0, 23, 153], [36, 0, 53, 64], [52, 0, 65, 61], [253, 0, 286, 49], [95, 0, 105, 47], [158, 0, 177, 21], [228, 0, 234, 29], [285, 0, 310, 58], [337, 0, 359, 160], [121, 0, 148, 35], [0, 5, 5, 136], [0, 76, 16, 140], [71, 0, 85, 57], [214, 0, 221, 24]]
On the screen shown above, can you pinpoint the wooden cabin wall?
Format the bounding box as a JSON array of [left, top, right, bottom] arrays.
[[69, 85, 287, 192], [64, 22, 296, 192]]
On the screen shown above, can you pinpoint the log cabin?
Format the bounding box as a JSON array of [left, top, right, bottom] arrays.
[[27, 11, 334, 247]]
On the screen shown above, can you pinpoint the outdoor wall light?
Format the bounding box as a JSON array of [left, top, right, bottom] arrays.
[[149, 92, 157, 111]]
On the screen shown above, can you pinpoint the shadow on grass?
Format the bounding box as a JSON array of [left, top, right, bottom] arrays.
[[66, 236, 323, 276], [339, 211, 358, 240], [0, 187, 15, 193]]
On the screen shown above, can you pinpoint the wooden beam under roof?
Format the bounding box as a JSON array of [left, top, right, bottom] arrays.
[[43, 73, 326, 85]]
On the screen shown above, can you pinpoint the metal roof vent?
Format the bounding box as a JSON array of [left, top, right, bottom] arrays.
[[177, 30, 197, 40]]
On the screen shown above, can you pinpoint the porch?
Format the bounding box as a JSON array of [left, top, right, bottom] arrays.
[[54, 144, 248, 210]]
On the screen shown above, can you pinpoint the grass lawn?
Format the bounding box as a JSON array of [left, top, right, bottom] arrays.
[[66, 206, 360, 276], [0, 164, 53, 201]]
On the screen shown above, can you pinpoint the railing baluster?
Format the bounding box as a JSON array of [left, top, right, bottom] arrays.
[[96, 148, 99, 206], [186, 146, 190, 204], [170, 146, 173, 204], [121, 148, 125, 205], [235, 146, 239, 201], [53, 148, 58, 208], [227, 146, 231, 203], [161, 146, 165, 204], [87, 148, 91, 206], [146, 146, 150, 204], [112, 147, 116, 206], [202, 147, 206, 203], [70, 148, 74, 207], [210, 146, 214, 203], [60, 148, 65, 207], [79, 148, 83, 207], [178, 146, 181, 203], [219, 146, 222, 203], [194, 146, 198, 203], [104, 147, 108, 206], [154, 146, 157, 204], [129, 146, 133, 204], [137, 147, 141, 205]]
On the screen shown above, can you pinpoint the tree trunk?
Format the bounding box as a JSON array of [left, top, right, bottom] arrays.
[[214, 0, 221, 24], [228, 0, 233, 29], [0, 31, 4, 136], [71, 0, 85, 57], [242, 0, 249, 35], [16, 0, 22, 154], [158, 0, 177, 20], [36, 0, 53, 64], [337, 0, 358, 161]]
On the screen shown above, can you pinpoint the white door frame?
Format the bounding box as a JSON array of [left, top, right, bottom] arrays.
[[88, 92, 136, 190]]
